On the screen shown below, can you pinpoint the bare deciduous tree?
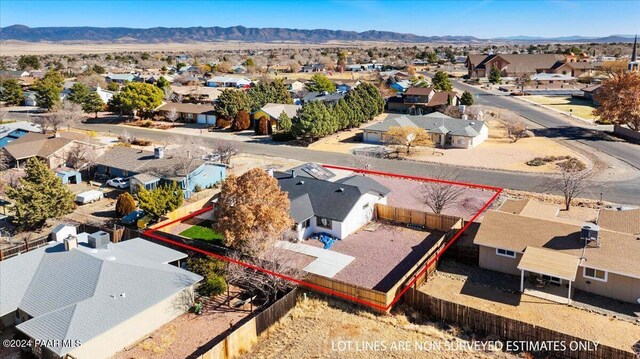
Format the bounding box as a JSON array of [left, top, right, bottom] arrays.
[[0, 149, 10, 171], [421, 169, 466, 214], [226, 231, 303, 303], [212, 139, 238, 165], [350, 153, 375, 171], [64, 143, 100, 172], [545, 164, 591, 211], [165, 108, 179, 127], [165, 136, 212, 192], [47, 101, 85, 133], [464, 105, 485, 121]]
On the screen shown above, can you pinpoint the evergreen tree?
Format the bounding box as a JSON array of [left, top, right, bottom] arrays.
[[278, 111, 292, 132], [156, 76, 170, 90], [460, 91, 474, 106], [6, 158, 75, 230], [0, 79, 24, 105], [34, 70, 65, 110], [215, 89, 252, 119], [488, 65, 502, 84], [108, 82, 163, 117], [431, 71, 453, 91], [137, 182, 183, 219], [17, 55, 40, 70], [82, 92, 104, 118], [306, 74, 336, 93], [68, 83, 91, 104]]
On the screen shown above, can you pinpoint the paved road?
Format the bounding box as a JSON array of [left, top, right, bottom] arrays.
[[74, 121, 640, 205], [446, 78, 640, 170]]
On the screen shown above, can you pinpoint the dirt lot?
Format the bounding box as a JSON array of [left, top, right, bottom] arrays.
[[524, 95, 598, 120], [302, 224, 444, 291], [419, 262, 640, 352], [309, 116, 593, 174], [228, 153, 303, 177], [369, 174, 497, 221], [241, 295, 516, 359], [113, 287, 250, 359]]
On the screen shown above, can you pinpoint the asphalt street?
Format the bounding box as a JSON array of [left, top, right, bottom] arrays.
[[75, 121, 640, 205]]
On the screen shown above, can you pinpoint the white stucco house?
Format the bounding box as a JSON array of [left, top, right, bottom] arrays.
[[362, 112, 489, 149], [275, 164, 390, 240]]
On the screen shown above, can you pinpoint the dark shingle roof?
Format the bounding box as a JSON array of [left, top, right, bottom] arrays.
[[275, 172, 389, 223]]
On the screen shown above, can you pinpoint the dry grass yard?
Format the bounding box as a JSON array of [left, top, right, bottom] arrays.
[[241, 296, 517, 359], [419, 269, 640, 352], [524, 95, 598, 120]]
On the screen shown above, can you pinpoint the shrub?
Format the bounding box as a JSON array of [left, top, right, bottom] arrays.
[[255, 116, 270, 135], [114, 142, 131, 147], [272, 132, 295, 142], [217, 118, 231, 129], [557, 157, 586, 171], [86, 130, 97, 137], [115, 192, 136, 217], [231, 110, 251, 131], [194, 184, 203, 193], [140, 120, 154, 127], [131, 138, 152, 146], [199, 274, 227, 296]]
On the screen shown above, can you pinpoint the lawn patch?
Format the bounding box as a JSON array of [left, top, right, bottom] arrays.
[[180, 224, 224, 244]]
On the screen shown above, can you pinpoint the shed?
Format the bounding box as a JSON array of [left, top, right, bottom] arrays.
[[55, 169, 82, 185]]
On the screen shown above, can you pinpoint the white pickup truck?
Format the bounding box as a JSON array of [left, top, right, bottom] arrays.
[[75, 190, 104, 204]]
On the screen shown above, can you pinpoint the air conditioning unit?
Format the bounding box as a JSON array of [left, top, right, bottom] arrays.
[[89, 231, 110, 249], [580, 223, 600, 247]]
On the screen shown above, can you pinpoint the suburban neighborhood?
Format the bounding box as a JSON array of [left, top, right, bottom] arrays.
[[0, 1, 639, 359]]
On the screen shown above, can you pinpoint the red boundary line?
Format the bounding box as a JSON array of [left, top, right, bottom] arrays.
[[143, 165, 503, 311]]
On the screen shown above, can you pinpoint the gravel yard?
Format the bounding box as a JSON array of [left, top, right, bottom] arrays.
[[369, 174, 496, 221], [112, 287, 251, 359], [420, 259, 640, 352], [301, 224, 444, 291]]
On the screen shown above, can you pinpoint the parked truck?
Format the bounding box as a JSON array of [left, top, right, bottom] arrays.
[[75, 190, 104, 204]]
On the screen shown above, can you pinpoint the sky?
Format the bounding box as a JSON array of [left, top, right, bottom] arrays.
[[0, 0, 638, 38]]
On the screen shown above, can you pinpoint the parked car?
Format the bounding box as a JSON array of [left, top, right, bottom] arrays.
[[121, 209, 146, 225], [107, 177, 130, 189], [75, 190, 104, 204]]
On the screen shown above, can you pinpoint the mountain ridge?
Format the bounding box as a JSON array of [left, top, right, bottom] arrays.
[[0, 25, 635, 44]]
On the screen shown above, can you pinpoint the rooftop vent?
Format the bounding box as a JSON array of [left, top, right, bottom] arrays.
[[64, 236, 78, 251], [580, 223, 600, 247], [297, 180, 305, 185], [337, 187, 345, 192], [153, 147, 165, 159], [291, 169, 296, 178], [89, 231, 110, 249]]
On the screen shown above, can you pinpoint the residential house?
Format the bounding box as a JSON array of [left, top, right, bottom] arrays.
[[334, 80, 360, 93], [285, 79, 306, 93], [105, 73, 135, 84], [302, 64, 325, 73], [474, 199, 640, 304], [170, 85, 222, 104], [581, 84, 602, 105], [95, 86, 115, 104], [252, 103, 301, 133], [231, 65, 247, 74], [466, 54, 597, 79], [0, 228, 202, 359], [0, 70, 30, 79], [94, 146, 226, 198], [267, 65, 291, 73], [344, 63, 381, 72], [157, 102, 217, 125], [301, 91, 345, 105], [0, 121, 42, 148], [2, 132, 76, 169], [386, 87, 459, 114], [274, 164, 390, 240], [205, 76, 251, 88], [362, 112, 488, 149], [390, 80, 411, 93]]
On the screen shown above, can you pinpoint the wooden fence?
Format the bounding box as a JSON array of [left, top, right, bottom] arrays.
[[189, 288, 298, 359], [151, 196, 214, 233], [442, 243, 480, 265], [77, 223, 141, 243], [375, 204, 462, 232], [404, 288, 637, 359], [0, 235, 49, 261]]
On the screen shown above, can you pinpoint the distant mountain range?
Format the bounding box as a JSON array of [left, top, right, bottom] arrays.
[[0, 25, 635, 44]]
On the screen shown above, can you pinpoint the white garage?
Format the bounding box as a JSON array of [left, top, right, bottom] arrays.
[[363, 130, 383, 144], [197, 114, 216, 125]]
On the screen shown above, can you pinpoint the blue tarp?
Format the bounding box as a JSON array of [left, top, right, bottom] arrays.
[[317, 233, 337, 250]]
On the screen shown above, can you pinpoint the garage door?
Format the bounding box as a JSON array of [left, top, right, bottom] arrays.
[[197, 114, 206, 124], [364, 131, 382, 144], [206, 114, 216, 125]]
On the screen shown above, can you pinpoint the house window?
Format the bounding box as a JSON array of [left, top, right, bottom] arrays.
[[584, 267, 607, 282], [301, 218, 311, 229], [542, 275, 561, 285], [317, 216, 332, 229], [496, 248, 516, 258]]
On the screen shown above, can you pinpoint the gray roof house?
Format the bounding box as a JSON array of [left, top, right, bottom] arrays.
[[275, 167, 390, 240], [0, 230, 201, 359], [94, 146, 226, 198], [301, 91, 345, 105], [362, 112, 489, 149]]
